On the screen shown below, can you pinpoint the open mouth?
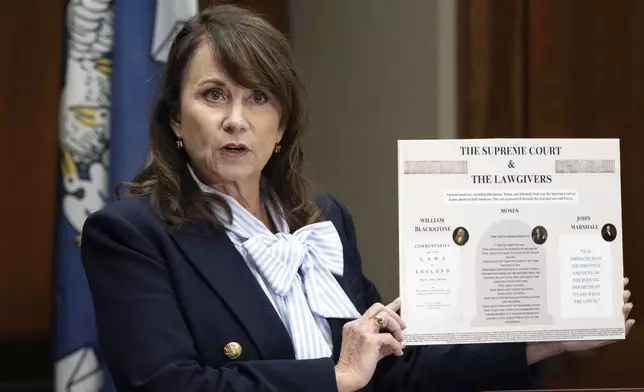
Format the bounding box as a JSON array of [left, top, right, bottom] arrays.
[[221, 143, 248, 151], [221, 143, 249, 156]]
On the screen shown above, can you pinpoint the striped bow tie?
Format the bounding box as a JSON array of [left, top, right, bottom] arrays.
[[242, 221, 361, 320]]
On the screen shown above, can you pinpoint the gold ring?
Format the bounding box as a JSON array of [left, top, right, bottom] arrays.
[[373, 316, 384, 330]]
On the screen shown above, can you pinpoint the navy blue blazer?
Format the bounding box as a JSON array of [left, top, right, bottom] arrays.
[[81, 194, 541, 392]]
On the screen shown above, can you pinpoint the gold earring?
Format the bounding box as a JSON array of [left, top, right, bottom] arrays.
[[176, 139, 184, 148], [274, 144, 281, 153]]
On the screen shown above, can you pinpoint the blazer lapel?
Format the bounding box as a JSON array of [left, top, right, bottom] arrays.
[[327, 217, 367, 363], [170, 225, 295, 360], [327, 267, 362, 363], [326, 275, 360, 364]]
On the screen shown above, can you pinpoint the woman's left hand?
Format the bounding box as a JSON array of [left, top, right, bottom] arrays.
[[527, 277, 635, 364]]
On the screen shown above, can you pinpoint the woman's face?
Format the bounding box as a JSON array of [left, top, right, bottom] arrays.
[[173, 42, 284, 188]]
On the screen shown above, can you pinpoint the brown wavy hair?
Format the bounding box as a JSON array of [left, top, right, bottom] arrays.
[[118, 4, 320, 231]]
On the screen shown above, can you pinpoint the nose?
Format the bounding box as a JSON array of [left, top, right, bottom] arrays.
[[222, 100, 248, 134]]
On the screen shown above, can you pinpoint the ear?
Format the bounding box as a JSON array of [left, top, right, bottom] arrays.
[[277, 126, 285, 143], [171, 115, 181, 138]]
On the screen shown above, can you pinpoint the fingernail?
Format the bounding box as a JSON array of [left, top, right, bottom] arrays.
[[625, 277, 630, 285]]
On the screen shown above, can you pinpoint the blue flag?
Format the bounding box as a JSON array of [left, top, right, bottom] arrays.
[[110, 0, 198, 193], [55, 1, 197, 391]]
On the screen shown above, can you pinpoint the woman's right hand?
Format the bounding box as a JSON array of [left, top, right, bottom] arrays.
[[334, 298, 406, 392]]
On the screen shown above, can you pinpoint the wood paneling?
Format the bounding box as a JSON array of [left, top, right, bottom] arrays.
[[457, 0, 528, 138], [0, 0, 63, 388], [528, 0, 644, 387], [0, 1, 63, 338], [458, 0, 644, 388]]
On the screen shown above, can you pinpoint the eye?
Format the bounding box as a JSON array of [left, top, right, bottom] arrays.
[[250, 90, 268, 105], [204, 88, 225, 102]]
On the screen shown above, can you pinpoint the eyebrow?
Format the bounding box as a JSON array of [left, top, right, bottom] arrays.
[[194, 75, 269, 92], [195, 77, 228, 87]]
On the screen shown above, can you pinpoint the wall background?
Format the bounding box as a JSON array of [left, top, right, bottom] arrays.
[[290, 0, 457, 302]]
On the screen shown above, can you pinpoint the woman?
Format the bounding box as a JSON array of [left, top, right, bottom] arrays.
[[81, 5, 635, 392]]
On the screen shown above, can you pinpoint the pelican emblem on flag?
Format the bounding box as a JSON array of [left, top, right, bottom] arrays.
[[59, 0, 112, 240]]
